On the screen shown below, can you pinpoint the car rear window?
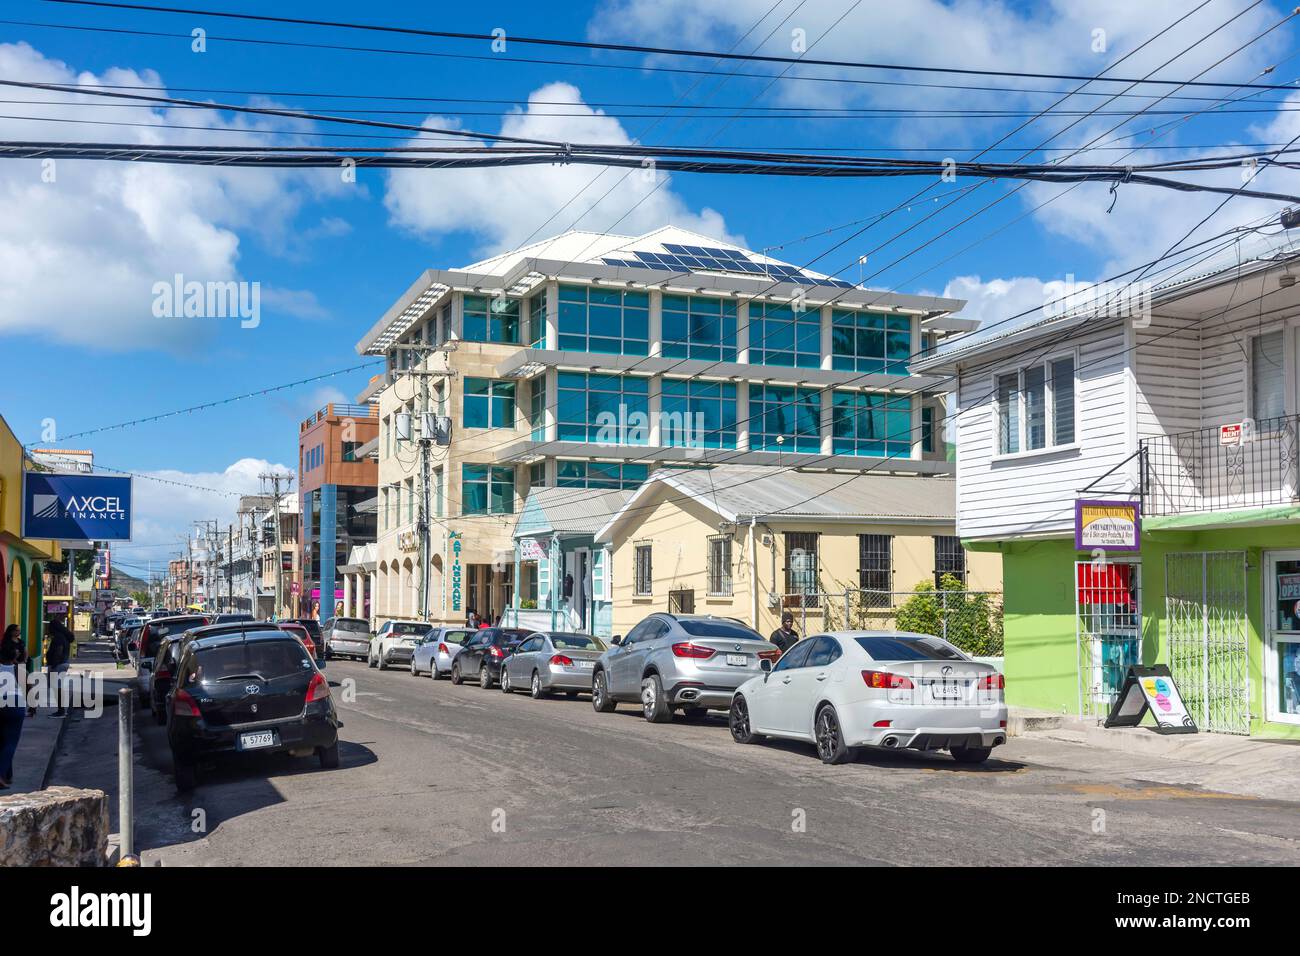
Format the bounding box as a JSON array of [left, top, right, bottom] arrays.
[[195, 639, 313, 682], [440, 630, 472, 645], [389, 622, 426, 635], [854, 636, 968, 661], [334, 619, 370, 633], [676, 619, 763, 641], [551, 634, 605, 651]]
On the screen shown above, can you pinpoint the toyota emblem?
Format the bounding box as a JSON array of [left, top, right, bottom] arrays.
[[245, 684, 261, 695]]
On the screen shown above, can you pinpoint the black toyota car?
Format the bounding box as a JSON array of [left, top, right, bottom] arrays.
[[167, 629, 340, 790], [450, 627, 531, 689]]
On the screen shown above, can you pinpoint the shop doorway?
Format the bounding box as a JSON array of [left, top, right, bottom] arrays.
[[1264, 551, 1300, 726], [1075, 560, 1142, 719], [1165, 551, 1249, 735]]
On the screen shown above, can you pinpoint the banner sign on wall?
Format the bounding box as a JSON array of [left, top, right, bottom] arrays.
[[519, 537, 546, 562], [1074, 498, 1140, 552], [1104, 664, 1198, 734], [22, 472, 133, 542]]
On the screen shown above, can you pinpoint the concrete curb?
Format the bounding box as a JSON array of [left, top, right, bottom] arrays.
[[38, 708, 71, 790]]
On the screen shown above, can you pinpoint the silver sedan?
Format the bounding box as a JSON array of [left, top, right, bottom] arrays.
[[501, 632, 607, 699], [410, 626, 476, 678]]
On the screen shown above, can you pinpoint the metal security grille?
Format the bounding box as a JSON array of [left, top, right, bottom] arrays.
[[858, 535, 892, 606], [1076, 561, 1142, 719], [934, 535, 967, 586], [784, 532, 820, 608], [1165, 551, 1250, 735]]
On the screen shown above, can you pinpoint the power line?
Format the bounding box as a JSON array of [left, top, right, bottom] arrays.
[[42, 0, 1300, 92]]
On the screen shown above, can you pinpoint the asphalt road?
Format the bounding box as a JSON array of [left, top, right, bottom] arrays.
[[51, 657, 1300, 866]]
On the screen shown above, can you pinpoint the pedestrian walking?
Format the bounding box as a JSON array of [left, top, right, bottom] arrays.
[[0, 624, 28, 788], [44, 614, 74, 718], [769, 612, 799, 655], [466, 608, 480, 629]]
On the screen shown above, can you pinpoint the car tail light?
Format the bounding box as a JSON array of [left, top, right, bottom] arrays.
[[438, 643, 449, 655], [977, 673, 1006, 690], [671, 642, 716, 659], [489, 645, 505, 659], [873, 719, 892, 728], [862, 670, 914, 690], [156, 666, 172, 680], [172, 688, 201, 718], [549, 654, 574, 668], [757, 649, 781, 662], [306, 672, 330, 702]]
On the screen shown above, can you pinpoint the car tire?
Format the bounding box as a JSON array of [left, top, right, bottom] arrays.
[[368, 652, 377, 668], [591, 670, 616, 713], [530, 671, 546, 700], [318, 741, 341, 769], [500, 668, 513, 694], [479, 664, 494, 689], [377, 652, 388, 671], [409, 658, 418, 676], [451, 663, 463, 685], [173, 753, 197, 792], [729, 695, 760, 744], [951, 745, 993, 765], [324, 646, 333, 661], [815, 705, 854, 765], [641, 674, 673, 723]]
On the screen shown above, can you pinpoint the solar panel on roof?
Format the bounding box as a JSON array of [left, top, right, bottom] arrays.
[[663, 243, 689, 254]]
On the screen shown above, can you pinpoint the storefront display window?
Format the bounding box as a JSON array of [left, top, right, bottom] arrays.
[[1271, 557, 1300, 718]]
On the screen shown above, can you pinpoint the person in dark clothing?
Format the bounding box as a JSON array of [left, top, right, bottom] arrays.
[[44, 616, 74, 717], [769, 613, 799, 654], [0, 624, 27, 787]]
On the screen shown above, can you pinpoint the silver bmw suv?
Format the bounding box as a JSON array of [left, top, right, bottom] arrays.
[[591, 613, 779, 722]]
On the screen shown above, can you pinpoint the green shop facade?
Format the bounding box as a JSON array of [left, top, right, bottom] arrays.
[[921, 243, 1300, 739]]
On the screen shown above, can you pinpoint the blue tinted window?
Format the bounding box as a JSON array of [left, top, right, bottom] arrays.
[[556, 284, 649, 356], [555, 460, 648, 490], [462, 463, 515, 515], [751, 385, 821, 453], [751, 301, 820, 368], [662, 378, 737, 449], [831, 309, 911, 374], [463, 294, 520, 345], [662, 294, 737, 362], [832, 391, 911, 458], [463, 378, 516, 430], [556, 372, 649, 445]]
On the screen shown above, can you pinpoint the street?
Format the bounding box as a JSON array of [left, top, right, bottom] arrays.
[[50, 658, 1300, 866]]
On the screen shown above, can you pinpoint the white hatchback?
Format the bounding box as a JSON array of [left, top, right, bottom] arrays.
[[729, 630, 1008, 765]]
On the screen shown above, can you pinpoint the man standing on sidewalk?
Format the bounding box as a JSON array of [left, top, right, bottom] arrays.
[[769, 612, 799, 655], [44, 615, 73, 717]]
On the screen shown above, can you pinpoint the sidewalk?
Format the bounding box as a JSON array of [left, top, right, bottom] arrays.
[[1009, 706, 1300, 801], [8, 637, 137, 795]]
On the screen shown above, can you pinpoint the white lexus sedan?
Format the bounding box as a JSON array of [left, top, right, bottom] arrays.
[[729, 630, 1008, 765]]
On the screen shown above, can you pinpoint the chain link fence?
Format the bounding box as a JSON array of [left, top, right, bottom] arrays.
[[777, 583, 1004, 658]]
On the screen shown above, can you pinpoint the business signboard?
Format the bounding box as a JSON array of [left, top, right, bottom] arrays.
[[1074, 498, 1140, 552], [22, 472, 133, 542], [1104, 664, 1197, 734]]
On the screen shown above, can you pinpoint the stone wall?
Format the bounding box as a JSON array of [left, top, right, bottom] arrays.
[[0, 786, 108, 866]]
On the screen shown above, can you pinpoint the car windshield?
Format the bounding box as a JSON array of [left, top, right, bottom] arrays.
[[390, 622, 426, 635], [550, 634, 605, 651], [334, 619, 370, 633], [676, 619, 763, 641], [195, 639, 312, 683], [854, 636, 968, 661]]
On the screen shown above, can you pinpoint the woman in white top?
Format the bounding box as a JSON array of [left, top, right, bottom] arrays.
[[0, 624, 28, 788]]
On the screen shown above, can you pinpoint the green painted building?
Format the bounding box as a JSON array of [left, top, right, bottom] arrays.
[[919, 235, 1300, 739]]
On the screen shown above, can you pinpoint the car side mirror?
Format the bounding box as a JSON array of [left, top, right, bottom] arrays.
[[610, 635, 622, 646], [760, 658, 772, 674]]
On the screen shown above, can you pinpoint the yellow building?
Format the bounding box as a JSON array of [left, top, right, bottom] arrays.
[[594, 465, 1001, 640], [0, 415, 62, 662]]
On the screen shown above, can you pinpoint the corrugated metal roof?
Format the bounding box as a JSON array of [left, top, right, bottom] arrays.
[[656, 465, 955, 520], [523, 486, 635, 535]]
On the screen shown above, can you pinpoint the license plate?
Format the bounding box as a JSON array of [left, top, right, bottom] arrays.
[[931, 682, 962, 700], [577, 660, 594, 669], [238, 731, 276, 751], [726, 654, 748, 666]]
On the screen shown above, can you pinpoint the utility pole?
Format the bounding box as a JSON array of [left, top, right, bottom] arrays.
[[260, 472, 293, 620], [226, 523, 234, 612], [392, 343, 454, 624]]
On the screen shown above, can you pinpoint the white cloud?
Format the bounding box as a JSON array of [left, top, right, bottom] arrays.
[[121, 458, 295, 572], [0, 42, 347, 352], [383, 82, 740, 254]]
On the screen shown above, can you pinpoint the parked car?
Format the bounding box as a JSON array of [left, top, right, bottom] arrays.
[[369, 620, 428, 670], [289, 618, 325, 666], [410, 626, 475, 678], [450, 627, 532, 688], [213, 613, 255, 625], [167, 629, 341, 790], [322, 617, 372, 660], [132, 615, 210, 708], [278, 622, 318, 658], [501, 632, 607, 699], [114, 616, 144, 659], [148, 636, 186, 725], [590, 613, 779, 722], [729, 631, 1008, 765]]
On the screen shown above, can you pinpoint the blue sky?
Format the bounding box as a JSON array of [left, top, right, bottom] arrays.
[[1, 0, 1297, 574]]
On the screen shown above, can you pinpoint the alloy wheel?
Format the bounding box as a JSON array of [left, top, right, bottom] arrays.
[[816, 710, 839, 760]]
